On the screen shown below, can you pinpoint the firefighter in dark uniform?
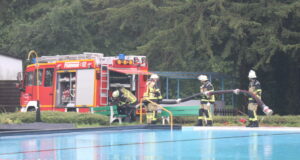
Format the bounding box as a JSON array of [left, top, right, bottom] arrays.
[[247, 70, 262, 127], [197, 75, 215, 126], [143, 74, 162, 124], [112, 86, 137, 122]]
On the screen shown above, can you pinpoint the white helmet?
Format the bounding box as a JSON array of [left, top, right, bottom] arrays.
[[198, 75, 208, 81], [112, 90, 119, 98], [248, 70, 257, 78], [150, 74, 159, 79]]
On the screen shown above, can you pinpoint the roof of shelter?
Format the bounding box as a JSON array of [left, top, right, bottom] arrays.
[[151, 71, 229, 79], [0, 51, 21, 60]]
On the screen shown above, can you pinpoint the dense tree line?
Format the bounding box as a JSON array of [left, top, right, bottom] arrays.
[[0, 0, 299, 114]]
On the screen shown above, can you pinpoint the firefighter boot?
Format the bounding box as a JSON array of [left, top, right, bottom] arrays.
[[206, 120, 213, 126], [146, 112, 153, 124], [197, 119, 203, 126], [151, 111, 157, 124], [203, 109, 213, 126], [246, 121, 254, 127], [252, 121, 259, 127], [247, 110, 255, 127], [196, 108, 204, 126]]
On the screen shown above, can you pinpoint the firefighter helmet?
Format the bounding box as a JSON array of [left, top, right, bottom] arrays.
[[150, 74, 159, 79], [198, 75, 208, 81], [248, 70, 257, 78], [112, 90, 120, 98]]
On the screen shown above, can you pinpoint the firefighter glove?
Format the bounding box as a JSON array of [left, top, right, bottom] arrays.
[[154, 91, 161, 97]]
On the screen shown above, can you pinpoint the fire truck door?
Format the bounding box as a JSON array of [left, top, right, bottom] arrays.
[[76, 69, 95, 107], [42, 68, 54, 107]]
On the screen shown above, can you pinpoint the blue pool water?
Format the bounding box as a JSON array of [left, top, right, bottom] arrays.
[[0, 127, 300, 160]]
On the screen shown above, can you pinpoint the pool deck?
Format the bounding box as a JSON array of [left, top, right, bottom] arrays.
[[185, 126, 300, 131], [0, 122, 75, 131], [1, 123, 300, 137]]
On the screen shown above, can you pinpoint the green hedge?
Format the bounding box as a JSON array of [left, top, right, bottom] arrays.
[[171, 115, 300, 127], [0, 111, 109, 125], [1, 112, 300, 127]]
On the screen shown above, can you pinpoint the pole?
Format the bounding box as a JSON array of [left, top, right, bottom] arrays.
[[139, 99, 143, 124], [166, 77, 169, 99], [36, 100, 41, 122], [221, 78, 224, 101], [177, 79, 180, 99]]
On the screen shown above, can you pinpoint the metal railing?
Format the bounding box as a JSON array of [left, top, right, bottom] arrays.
[[139, 98, 174, 130]]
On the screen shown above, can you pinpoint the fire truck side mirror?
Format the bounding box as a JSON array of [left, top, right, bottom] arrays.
[[16, 72, 25, 92], [16, 83, 25, 92], [17, 72, 23, 81], [20, 87, 25, 92]]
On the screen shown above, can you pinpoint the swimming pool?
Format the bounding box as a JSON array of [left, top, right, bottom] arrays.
[[0, 126, 300, 160]]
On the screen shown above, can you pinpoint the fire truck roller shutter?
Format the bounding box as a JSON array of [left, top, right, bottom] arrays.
[[108, 68, 152, 75], [76, 69, 95, 107]]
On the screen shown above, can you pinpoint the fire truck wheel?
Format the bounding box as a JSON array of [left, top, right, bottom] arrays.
[[27, 107, 36, 112]]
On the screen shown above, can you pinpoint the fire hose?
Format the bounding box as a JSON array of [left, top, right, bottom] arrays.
[[175, 89, 273, 116]]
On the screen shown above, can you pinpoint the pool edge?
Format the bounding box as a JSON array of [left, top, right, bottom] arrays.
[[0, 124, 181, 137]]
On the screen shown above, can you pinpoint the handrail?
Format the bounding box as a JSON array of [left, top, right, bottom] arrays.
[[139, 99, 143, 124], [139, 98, 173, 130]]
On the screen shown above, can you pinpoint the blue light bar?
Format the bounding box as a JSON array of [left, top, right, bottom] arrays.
[[31, 58, 36, 64]]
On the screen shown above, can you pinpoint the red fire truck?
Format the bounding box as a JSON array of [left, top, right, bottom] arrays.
[[18, 52, 151, 112]]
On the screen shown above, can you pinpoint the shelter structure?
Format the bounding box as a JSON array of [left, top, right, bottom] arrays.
[[0, 53, 23, 112], [152, 71, 229, 99], [0, 53, 22, 80], [152, 71, 238, 115]]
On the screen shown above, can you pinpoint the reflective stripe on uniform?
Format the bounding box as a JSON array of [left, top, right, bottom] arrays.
[[248, 80, 262, 101], [207, 110, 213, 121], [120, 88, 137, 103], [200, 81, 215, 102], [144, 81, 162, 100]]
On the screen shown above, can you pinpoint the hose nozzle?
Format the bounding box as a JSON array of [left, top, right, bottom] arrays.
[[263, 105, 273, 116], [233, 89, 240, 95]]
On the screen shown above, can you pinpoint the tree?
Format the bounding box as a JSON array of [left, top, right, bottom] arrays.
[[0, 0, 299, 114]]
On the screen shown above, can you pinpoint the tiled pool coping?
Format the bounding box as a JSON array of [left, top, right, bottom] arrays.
[[0, 124, 181, 137]]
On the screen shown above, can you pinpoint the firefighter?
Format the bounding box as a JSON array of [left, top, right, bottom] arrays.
[[143, 74, 162, 124], [112, 86, 137, 122], [247, 70, 262, 127], [70, 84, 76, 101], [62, 85, 71, 103], [197, 75, 215, 126]]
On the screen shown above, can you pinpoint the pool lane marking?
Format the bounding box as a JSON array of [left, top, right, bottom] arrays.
[[1, 131, 300, 156]]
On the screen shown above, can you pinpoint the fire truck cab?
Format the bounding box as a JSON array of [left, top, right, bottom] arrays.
[[18, 52, 150, 112]]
